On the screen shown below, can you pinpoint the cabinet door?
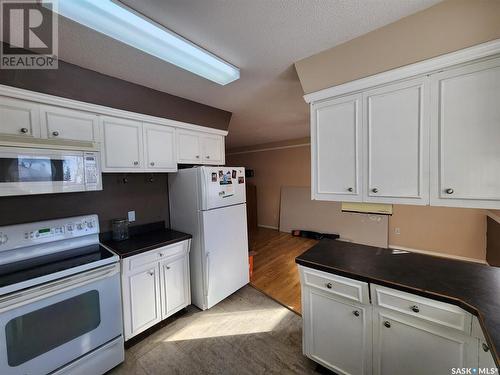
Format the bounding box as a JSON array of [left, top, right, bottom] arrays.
[[123, 266, 162, 340], [303, 288, 371, 375], [177, 130, 201, 164], [101, 116, 143, 171], [0, 97, 40, 138], [364, 78, 429, 205], [311, 94, 362, 201], [161, 256, 190, 318], [40, 105, 99, 143], [202, 134, 224, 164], [373, 309, 477, 375], [143, 123, 177, 171], [430, 58, 500, 209]]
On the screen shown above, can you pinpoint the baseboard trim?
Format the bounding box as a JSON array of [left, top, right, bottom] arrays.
[[388, 245, 487, 265], [257, 224, 279, 230]]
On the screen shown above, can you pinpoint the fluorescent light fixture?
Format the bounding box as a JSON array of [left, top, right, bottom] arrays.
[[52, 0, 240, 85]]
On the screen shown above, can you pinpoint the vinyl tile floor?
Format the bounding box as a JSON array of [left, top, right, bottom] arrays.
[[108, 285, 326, 375]]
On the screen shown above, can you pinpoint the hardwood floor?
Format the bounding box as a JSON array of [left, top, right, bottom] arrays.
[[249, 227, 318, 314]]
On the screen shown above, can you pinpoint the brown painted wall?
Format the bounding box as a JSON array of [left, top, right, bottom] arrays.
[[0, 174, 169, 232], [227, 145, 311, 229], [0, 43, 231, 131], [228, 144, 487, 261], [295, 0, 500, 94]]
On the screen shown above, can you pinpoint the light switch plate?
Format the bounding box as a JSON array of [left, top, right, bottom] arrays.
[[128, 211, 136, 222]]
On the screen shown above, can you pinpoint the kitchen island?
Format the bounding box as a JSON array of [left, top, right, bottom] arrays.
[[296, 239, 500, 374]]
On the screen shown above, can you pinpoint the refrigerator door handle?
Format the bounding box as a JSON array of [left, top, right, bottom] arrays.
[[205, 252, 210, 297]]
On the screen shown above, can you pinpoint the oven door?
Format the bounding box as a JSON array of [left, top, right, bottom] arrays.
[[0, 146, 87, 197], [0, 264, 122, 375]]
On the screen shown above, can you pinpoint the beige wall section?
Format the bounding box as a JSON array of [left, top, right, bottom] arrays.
[[389, 205, 486, 261], [295, 0, 500, 94], [228, 143, 487, 261], [227, 144, 310, 229]]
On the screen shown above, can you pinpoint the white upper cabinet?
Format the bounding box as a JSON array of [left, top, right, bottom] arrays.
[[0, 96, 40, 138], [364, 77, 429, 205], [40, 105, 99, 143], [430, 57, 500, 209], [177, 129, 225, 165], [100, 116, 143, 171], [177, 129, 201, 163], [202, 134, 224, 164], [309, 45, 500, 209], [312, 94, 362, 201], [143, 123, 177, 172]]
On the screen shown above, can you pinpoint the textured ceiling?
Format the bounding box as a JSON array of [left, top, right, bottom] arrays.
[[52, 0, 441, 148]]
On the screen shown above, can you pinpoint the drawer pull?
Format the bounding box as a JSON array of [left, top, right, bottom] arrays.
[[353, 310, 360, 317], [148, 270, 154, 276], [383, 321, 391, 328], [325, 282, 333, 289], [52, 131, 59, 137], [347, 187, 353, 192], [20, 127, 29, 134], [482, 343, 490, 352], [445, 188, 454, 195], [410, 305, 420, 313]]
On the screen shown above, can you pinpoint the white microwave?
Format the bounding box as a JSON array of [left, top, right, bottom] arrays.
[[0, 146, 102, 197]]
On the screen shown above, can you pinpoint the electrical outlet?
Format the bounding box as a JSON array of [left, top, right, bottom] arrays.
[[128, 211, 136, 222], [394, 227, 401, 235]]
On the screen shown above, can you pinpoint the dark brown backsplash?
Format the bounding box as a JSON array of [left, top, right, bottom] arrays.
[[0, 42, 231, 131], [487, 217, 500, 267], [0, 174, 169, 232]]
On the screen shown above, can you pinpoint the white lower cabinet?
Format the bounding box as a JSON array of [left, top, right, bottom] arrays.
[[121, 240, 191, 340], [372, 309, 477, 375], [299, 266, 493, 375]]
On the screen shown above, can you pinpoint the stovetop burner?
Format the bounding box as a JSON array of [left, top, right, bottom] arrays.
[[0, 244, 115, 289]]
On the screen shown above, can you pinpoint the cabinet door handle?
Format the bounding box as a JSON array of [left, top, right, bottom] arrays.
[[206, 156, 210, 159], [159, 253, 164, 257], [196, 155, 200, 159], [482, 343, 490, 352], [410, 305, 420, 313], [347, 187, 353, 192], [148, 270, 154, 276], [133, 161, 139, 166], [372, 188, 379, 193], [20, 127, 29, 134], [166, 266, 171, 270], [325, 282, 333, 289], [150, 162, 155, 166], [353, 310, 360, 317], [383, 321, 391, 328], [445, 188, 454, 195], [52, 131, 59, 137]]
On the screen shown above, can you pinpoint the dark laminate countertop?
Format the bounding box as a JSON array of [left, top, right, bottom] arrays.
[[295, 239, 500, 366], [101, 222, 192, 258]]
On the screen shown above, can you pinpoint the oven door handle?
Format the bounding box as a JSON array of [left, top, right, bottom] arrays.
[[0, 263, 119, 312]]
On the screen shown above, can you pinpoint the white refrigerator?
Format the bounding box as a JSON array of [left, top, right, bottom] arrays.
[[169, 166, 249, 310]]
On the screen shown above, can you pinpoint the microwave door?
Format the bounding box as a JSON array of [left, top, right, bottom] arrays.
[[0, 147, 86, 197]]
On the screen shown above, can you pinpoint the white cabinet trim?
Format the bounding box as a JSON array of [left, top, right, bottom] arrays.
[[304, 38, 500, 103], [0, 84, 228, 136]]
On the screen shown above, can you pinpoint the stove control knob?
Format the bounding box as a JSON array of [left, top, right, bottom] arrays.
[[87, 221, 94, 228], [0, 233, 8, 245]]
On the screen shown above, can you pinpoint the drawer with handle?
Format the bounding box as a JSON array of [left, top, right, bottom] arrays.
[[299, 266, 369, 304], [123, 241, 188, 272], [371, 284, 472, 333]]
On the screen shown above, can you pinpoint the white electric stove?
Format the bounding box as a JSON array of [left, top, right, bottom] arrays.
[[0, 215, 124, 375]]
